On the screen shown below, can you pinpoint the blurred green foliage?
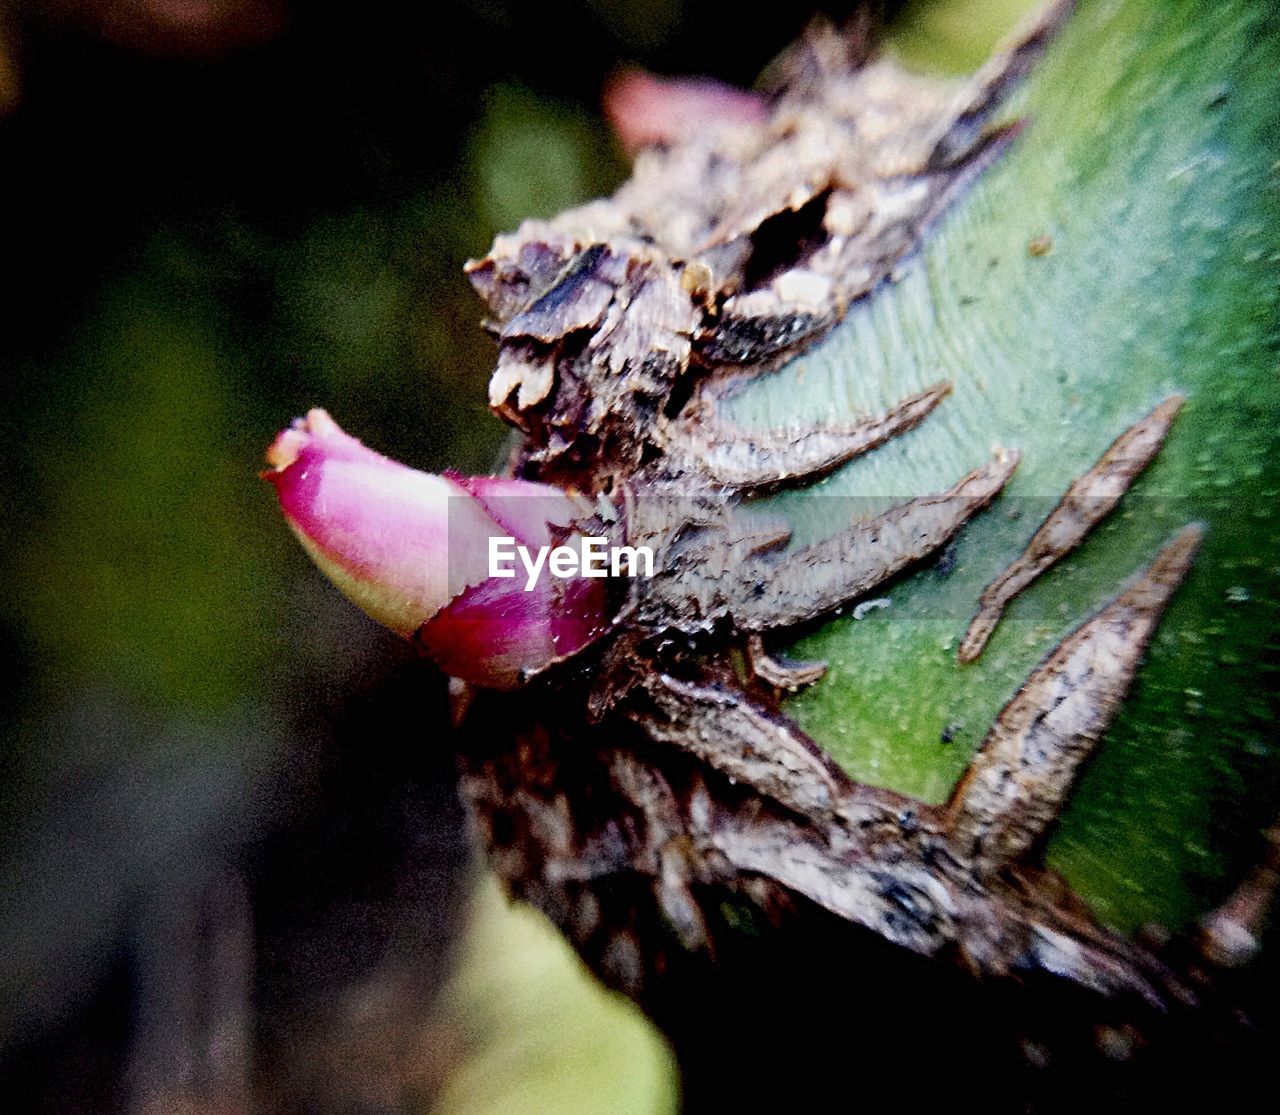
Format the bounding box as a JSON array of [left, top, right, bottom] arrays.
[[891, 0, 1038, 70], [474, 84, 623, 231]]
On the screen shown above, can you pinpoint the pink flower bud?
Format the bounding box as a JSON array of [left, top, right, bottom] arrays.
[[264, 410, 611, 689], [603, 67, 769, 156]]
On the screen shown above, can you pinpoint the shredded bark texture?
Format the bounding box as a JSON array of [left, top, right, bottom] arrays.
[[465, 2, 1074, 480]]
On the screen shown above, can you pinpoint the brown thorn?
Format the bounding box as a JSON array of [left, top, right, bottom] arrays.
[[633, 671, 845, 823], [959, 394, 1185, 664], [687, 380, 952, 494], [735, 447, 1021, 632], [944, 523, 1203, 873], [745, 633, 829, 692], [1199, 820, 1280, 969]]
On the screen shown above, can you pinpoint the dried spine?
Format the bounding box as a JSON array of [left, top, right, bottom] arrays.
[[686, 381, 952, 493], [944, 524, 1203, 869], [958, 394, 1185, 663]]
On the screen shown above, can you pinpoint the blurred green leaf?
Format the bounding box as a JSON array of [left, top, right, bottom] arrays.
[[891, 0, 1040, 72], [432, 876, 678, 1115], [472, 84, 625, 232], [13, 274, 284, 714]]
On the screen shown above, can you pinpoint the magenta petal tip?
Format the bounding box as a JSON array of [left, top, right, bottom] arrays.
[[264, 410, 613, 687]]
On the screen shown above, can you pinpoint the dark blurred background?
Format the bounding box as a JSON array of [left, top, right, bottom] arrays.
[[0, 1, 1032, 1110]]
